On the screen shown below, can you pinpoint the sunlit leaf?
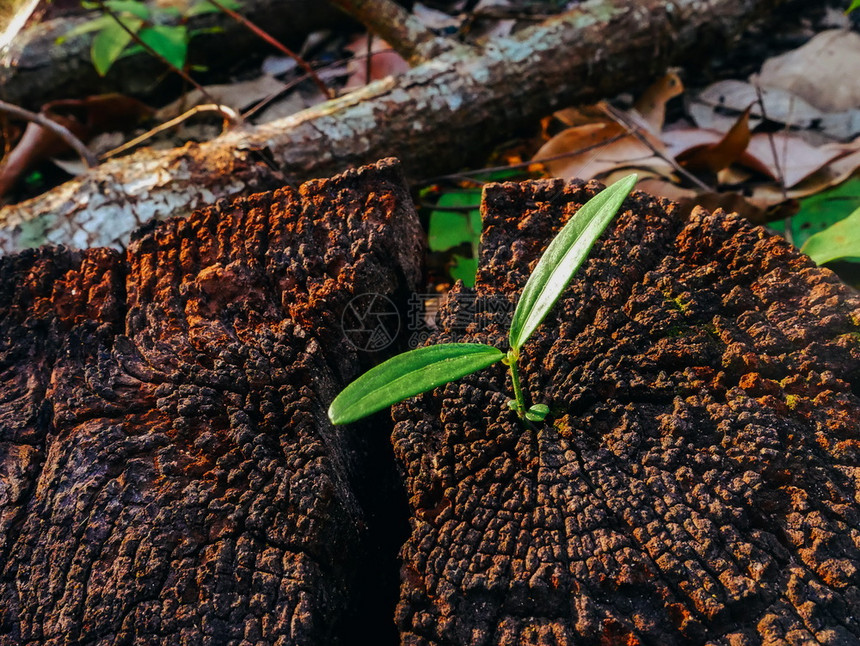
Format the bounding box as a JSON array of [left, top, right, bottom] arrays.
[[789, 178, 860, 248], [509, 174, 637, 351], [91, 16, 143, 76], [328, 343, 504, 425], [801, 205, 860, 265]]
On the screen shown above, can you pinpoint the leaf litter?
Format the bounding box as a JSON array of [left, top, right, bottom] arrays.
[[528, 28, 860, 269]]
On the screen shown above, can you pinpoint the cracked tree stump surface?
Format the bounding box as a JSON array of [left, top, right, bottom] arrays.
[[393, 179, 860, 645], [0, 158, 422, 645]]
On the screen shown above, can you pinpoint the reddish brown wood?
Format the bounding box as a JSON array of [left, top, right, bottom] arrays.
[[393, 179, 860, 645], [0, 159, 423, 645]]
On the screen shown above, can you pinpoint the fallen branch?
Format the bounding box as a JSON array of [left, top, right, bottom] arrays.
[[0, 0, 785, 253]]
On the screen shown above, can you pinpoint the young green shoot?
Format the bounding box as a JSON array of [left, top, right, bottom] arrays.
[[327, 174, 638, 426]]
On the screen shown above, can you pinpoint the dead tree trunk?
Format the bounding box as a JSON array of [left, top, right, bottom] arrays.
[[0, 0, 784, 254], [0, 0, 347, 111], [0, 159, 423, 645], [393, 181, 860, 644]]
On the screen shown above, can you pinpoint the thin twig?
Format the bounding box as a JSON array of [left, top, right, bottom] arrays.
[[0, 99, 98, 167], [365, 32, 373, 88], [96, 0, 240, 125], [204, 0, 334, 99], [599, 102, 714, 192], [753, 85, 792, 243], [100, 104, 240, 160], [753, 85, 787, 199]]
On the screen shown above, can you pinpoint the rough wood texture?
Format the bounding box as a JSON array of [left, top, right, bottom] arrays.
[[0, 0, 784, 254], [0, 0, 345, 111], [393, 180, 860, 645], [0, 159, 422, 645]]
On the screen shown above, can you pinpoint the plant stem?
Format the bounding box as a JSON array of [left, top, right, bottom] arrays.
[[507, 348, 527, 419]]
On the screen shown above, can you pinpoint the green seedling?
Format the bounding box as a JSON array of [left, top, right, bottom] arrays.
[[328, 174, 638, 426]]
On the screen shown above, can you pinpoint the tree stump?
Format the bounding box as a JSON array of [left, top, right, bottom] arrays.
[[0, 159, 423, 645], [393, 180, 860, 645]]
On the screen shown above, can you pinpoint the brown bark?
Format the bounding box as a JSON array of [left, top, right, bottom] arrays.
[[0, 159, 423, 645], [0, 0, 784, 255], [393, 180, 860, 644], [0, 0, 346, 111]]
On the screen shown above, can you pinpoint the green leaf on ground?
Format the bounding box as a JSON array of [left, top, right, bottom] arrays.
[[801, 204, 860, 264], [450, 255, 479, 288], [787, 178, 860, 249], [428, 190, 482, 252], [138, 24, 188, 69], [328, 343, 504, 425], [91, 15, 143, 75]]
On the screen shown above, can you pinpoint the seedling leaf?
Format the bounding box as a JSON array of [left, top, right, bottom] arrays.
[[508, 174, 637, 350], [328, 343, 504, 425], [525, 403, 549, 422]]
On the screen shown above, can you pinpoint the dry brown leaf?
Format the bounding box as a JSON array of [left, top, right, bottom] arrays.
[[689, 80, 807, 130], [689, 78, 860, 141], [676, 106, 752, 175], [752, 30, 860, 113], [633, 71, 684, 133], [533, 122, 672, 181], [545, 72, 682, 138], [744, 132, 848, 188], [534, 74, 683, 180]]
